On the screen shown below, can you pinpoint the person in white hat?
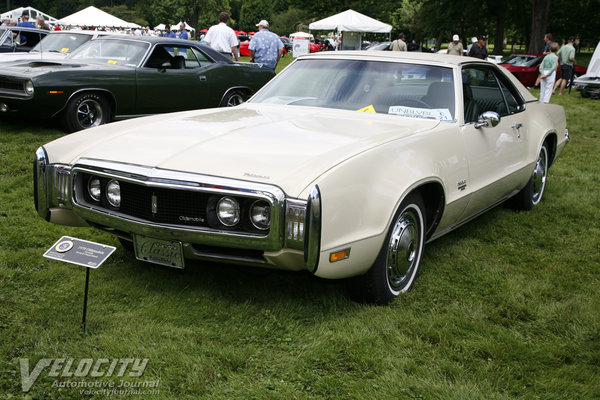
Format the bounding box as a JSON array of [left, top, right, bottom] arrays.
[[467, 36, 477, 53], [447, 34, 463, 56], [248, 20, 283, 71]]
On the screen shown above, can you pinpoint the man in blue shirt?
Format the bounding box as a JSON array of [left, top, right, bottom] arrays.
[[163, 25, 176, 38], [177, 22, 189, 40], [249, 20, 283, 72], [17, 14, 35, 28]]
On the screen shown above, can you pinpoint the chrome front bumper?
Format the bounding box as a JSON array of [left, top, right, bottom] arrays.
[[34, 149, 322, 272]]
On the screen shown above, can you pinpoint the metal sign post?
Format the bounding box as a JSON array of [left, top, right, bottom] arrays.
[[43, 236, 116, 332]]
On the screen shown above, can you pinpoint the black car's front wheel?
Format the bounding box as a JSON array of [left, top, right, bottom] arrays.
[[349, 192, 426, 304], [62, 92, 111, 132]]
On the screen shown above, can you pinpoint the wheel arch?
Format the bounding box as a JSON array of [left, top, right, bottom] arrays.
[[53, 88, 116, 120], [411, 181, 446, 240], [542, 130, 558, 168], [219, 86, 253, 105]]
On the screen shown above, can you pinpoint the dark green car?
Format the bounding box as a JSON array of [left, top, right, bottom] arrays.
[[0, 36, 275, 132]]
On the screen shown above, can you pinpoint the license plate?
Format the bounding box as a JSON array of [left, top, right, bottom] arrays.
[[133, 235, 185, 269]]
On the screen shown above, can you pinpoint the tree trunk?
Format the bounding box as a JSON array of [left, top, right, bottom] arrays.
[[493, 2, 506, 55], [436, 29, 444, 51], [527, 0, 551, 53]]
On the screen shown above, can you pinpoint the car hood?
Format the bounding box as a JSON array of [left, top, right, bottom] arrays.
[[0, 60, 128, 78], [45, 104, 440, 197], [0, 51, 67, 64]]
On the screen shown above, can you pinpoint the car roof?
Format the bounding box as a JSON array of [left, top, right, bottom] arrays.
[[298, 50, 487, 67], [91, 35, 234, 63], [0, 26, 47, 34]]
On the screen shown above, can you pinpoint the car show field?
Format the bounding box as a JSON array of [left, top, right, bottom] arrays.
[[1, 55, 599, 397]]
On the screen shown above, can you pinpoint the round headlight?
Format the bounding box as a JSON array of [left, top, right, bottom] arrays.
[[106, 180, 121, 207], [216, 197, 240, 227], [24, 80, 34, 95], [88, 176, 101, 202], [250, 200, 270, 230]]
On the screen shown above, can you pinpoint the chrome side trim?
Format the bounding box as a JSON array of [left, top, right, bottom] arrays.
[[70, 159, 286, 251], [565, 128, 570, 143], [305, 185, 321, 273], [34, 146, 49, 220]]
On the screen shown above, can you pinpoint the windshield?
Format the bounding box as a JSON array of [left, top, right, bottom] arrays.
[[250, 58, 456, 121], [31, 33, 93, 54], [67, 39, 149, 67], [503, 55, 537, 67]]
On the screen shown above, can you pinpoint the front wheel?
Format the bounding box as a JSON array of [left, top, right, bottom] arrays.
[[348, 192, 426, 304], [62, 92, 111, 132], [508, 142, 549, 211], [220, 90, 247, 107]]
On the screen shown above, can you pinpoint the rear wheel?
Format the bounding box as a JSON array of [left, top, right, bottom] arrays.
[[62, 92, 110, 132], [348, 192, 426, 304], [509, 142, 549, 211], [220, 90, 247, 107]]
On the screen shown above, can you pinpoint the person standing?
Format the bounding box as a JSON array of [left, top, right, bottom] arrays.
[[177, 22, 189, 40], [389, 33, 407, 51], [466, 37, 477, 53], [553, 36, 576, 96], [539, 42, 559, 103], [535, 33, 553, 87], [468, 36, 488, 59], [204, 12, 239, 61], [17, 13, 35, 28], [447, 34, 463, 56], [249, 20, 283, 71], [162, 24, 176, 38], [36, 16, 50, 30]]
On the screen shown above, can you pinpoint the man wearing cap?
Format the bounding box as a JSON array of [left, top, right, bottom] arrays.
[[389, 33, 407, 51], [205, 12, 239, 61], [468, 36, 488, 60], [467, 37, 477, 53], [249, 20, 283, 71], [553, 36, 576, 95], [447, 34, 463, 56]]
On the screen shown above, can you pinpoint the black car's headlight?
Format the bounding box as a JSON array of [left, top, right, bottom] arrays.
[[24, 80, 34, 96]]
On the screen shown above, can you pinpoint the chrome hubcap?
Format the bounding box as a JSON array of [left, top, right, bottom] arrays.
[[532, 147, 548, 205], [386, 207, 421, 291], [77, 99, 103, 128]]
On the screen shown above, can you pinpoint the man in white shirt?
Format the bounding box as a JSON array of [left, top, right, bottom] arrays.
[[204, 12, 239, 61]]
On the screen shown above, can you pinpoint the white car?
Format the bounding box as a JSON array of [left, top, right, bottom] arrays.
[[0, 31, 107, 63], [34, 51, 568, 304]]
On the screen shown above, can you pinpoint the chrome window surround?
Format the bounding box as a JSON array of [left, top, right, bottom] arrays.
[[70, 159, 286, 252], [34, 147, 73, 219]]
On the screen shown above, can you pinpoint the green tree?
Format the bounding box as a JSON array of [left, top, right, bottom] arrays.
[[239, 0, 272, 31]]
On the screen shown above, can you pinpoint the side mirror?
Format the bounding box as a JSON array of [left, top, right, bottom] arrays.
[[474, 111, 500, 129]]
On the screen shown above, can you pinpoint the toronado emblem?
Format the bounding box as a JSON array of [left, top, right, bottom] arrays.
[[151, 194, 157, 215], [458, 179, 467, 191]]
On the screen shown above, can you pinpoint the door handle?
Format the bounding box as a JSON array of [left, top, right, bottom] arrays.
[[199, 75, 207, 81], [511, 123, 523, 138]]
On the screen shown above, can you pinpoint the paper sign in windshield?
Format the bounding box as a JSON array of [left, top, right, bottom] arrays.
[[357, 105, 376, 113], [389, 106, 452, 121]]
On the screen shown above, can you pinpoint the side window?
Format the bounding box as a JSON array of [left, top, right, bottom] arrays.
[[191, 48, 213, 68], [462, 65, 523, 123]]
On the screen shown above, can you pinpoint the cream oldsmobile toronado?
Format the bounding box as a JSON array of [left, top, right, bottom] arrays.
[[34, 51, 569, 304]]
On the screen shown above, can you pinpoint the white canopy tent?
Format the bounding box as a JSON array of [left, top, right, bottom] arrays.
[[57, 6, 140, 29], [309, 9, 391, 50], [1, 6, 57, 24], [154, 22, 195, 32], [289, 31, 314, 40]]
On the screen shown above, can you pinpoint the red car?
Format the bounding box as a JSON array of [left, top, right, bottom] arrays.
[[499, 53, 587, 87]]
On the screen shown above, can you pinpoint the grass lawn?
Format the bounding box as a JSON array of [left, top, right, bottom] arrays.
[[0, 85, 599, 399]]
